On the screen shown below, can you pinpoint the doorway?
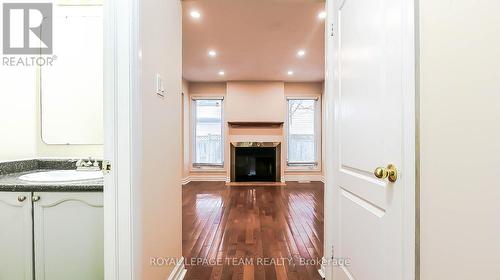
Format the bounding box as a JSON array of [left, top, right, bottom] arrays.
[[0, 2, 106, 280], [103, 0, 417, 279], [181, 0, 327, 279]]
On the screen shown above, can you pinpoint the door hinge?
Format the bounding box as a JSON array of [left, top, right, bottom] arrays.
[[101, 160, 112, 174], [330, 23, 334, 38], [331, 245, 335, 260]]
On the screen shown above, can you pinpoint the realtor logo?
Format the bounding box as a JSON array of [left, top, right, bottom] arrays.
[[3, 3, 52, 55]]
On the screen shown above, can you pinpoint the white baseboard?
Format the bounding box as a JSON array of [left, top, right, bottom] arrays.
[[181, 175, 227, 185], [167, 257, 186, 280], [318, 256, 327, 279], [181, 177, 190, 185], [182, 175, 325, 185], [318, 268, 326, 279], [284, 174, 324, 182]]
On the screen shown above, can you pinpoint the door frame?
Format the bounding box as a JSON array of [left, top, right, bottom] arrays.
[[103, 0, 142, 279], [323, 0, 417, 279]]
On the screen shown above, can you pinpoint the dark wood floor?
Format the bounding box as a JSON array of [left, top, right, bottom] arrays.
[[182, 181, 324, 280]]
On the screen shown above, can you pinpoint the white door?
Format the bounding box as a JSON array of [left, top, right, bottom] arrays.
[[33, 192, 104, 280], [326, 0, 415, 279], [0, 192, 33, 280]]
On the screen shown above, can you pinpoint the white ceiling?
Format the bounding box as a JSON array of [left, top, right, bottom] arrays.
[[182, 0, 325, 82]]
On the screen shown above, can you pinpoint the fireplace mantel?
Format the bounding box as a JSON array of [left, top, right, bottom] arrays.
[[227, 121, 284, 128], [231, 142, 280, 148]]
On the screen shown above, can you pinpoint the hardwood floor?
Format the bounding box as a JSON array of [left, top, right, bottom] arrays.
[[182, 181, 324, 280]]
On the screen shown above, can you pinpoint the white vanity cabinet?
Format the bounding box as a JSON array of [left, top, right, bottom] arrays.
[[0, 192, 33, 280], [33, 192, 104, 280], [0, 191, 103, 280]]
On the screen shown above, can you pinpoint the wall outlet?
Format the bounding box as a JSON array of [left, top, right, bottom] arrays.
[[156, 74, 165, 97]]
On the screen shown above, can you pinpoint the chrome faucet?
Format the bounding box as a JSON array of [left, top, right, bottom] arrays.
[[76, 157, 100, 171]]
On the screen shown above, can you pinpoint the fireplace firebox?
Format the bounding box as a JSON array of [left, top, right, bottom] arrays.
[[230, 142, 281, 182]]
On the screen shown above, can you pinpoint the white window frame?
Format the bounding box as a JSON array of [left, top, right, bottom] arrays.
[[286, 97, 321, 170], [191, 96, 225, 168]]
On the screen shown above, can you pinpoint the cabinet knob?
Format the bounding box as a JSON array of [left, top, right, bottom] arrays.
[[32, 195, 41, 202], [17, 195, 27, 202]]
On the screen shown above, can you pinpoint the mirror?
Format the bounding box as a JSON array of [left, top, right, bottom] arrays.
[[41, 5, 103, 145]]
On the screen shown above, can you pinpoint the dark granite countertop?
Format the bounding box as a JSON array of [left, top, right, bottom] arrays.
[[0, 159, 103, 192]]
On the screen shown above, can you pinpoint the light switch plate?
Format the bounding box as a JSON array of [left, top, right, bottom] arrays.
[[156, 74, 165, 97]]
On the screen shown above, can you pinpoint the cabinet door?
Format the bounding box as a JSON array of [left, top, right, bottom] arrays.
[[0, 192, 33, 280], [33, 192, 103, 280]]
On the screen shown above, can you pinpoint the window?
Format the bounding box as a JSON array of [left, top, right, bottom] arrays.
[[193, 98, 224, 167], [287, 98, 319, 166]]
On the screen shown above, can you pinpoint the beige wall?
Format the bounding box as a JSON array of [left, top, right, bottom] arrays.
[[184, 81, 323, 181], [226, 82, 285, 122], [190, 82, 226, 96], [284, 82, 323, 97], [0, 67, 37, 161], [419, 0, 500, 278], [139, 0, 183, 278], [35, 141, 102, 159]]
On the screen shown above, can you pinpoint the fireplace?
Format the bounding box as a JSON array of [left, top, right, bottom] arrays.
[[230, 142, 281, 182]]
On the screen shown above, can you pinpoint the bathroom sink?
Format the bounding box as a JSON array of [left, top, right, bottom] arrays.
[[19, 170, 103, 182]]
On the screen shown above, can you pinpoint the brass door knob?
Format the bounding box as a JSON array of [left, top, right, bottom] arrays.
[[17, 195, 27, 202], [32, 195, 41, 202], [374, 164, 398, 182]]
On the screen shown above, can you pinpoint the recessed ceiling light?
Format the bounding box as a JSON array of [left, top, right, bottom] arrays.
[[218, 71, 225, 76], [318, 11, 326, 19], [190, 10, 201, 19], [287, 70, 294, 76], [297, 49, 306, 57], [208, 50, 217, 57]]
